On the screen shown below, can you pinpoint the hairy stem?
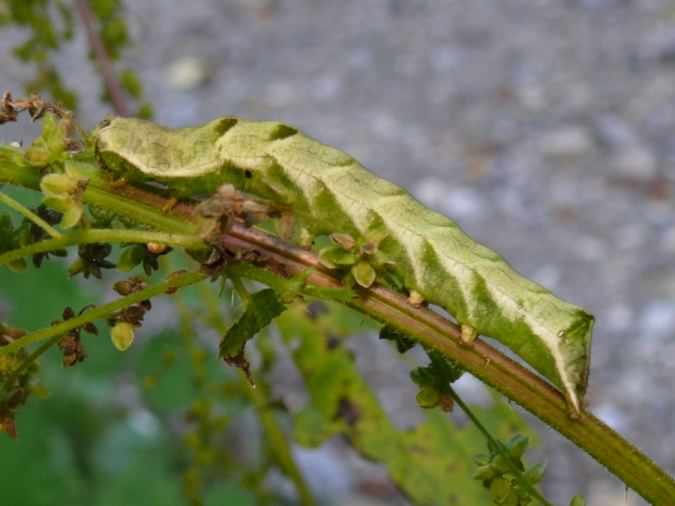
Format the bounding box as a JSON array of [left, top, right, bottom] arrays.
[[1, 157, 674, 504]]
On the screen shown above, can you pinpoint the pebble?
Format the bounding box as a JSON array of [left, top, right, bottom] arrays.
[[639, 300, 675, 338], [614, 224, 647, 251], [661, 226, 675, 253], [165, 57, 210, 91], [538, 126, 594, 158], [576, 235, 606, 261], [311, 74, 341, 102], [605, 303, 634, 333], [441, 188, 483, 219], [413, 178, 483, 219], [532, 264, 561, 290], [294, 446, 353, 500], [612, 147, 657, 179], [594, 403, 628, 432], [592, 114, 641, 149], [639, 28, 675, 64]]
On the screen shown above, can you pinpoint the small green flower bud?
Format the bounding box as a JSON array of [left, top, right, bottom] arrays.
[[40, 174, 80, 198], [415, 386, 441, 409], [352, 261, 376, 288]]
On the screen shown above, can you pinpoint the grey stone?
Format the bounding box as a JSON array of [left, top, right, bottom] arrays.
[[639, 300, 675, 338], [612, 147, 657, 179], [165, 57, 210, 91], [539, 126, 594, 158]]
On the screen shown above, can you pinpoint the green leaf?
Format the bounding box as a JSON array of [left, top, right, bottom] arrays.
[[318, 245, 357, 269], [24, 113, 67, 167], [523, 463, 546, 485], [506, 434, 530, 460], [219, 289, 285, 360], [569, 496, 586, 506], [59, 202, 83, 229], [119, 69, 143, 99], [410, 349, 464, 392], [351, 260, 376, 288], [117, 245, 146, 272]]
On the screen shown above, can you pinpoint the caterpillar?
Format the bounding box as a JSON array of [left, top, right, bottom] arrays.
[[94, 116, 594, 412]]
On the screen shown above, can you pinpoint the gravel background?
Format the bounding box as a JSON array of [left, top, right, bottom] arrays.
[[2, 1, 675, 504]]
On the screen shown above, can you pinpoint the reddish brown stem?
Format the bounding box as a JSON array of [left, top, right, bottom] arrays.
[[74, 0, 130, 116]]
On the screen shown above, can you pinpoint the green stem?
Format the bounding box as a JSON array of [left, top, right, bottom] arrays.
[[0, 228, 203, 267], [0, 191, 62, 239], [248, 383, 316, 506], [0, 271, 208, 355], [448, 386, 553, 506]]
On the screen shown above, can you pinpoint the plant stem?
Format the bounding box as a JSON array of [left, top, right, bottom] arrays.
[[219, 225, 675, 506], [2, 154, 674, 504], [447, 386, 553, 506], [0, 271, 207, 355], [74, 0, 130, 116], [0, 228, 203, 267], [0, 191, 62, 239]]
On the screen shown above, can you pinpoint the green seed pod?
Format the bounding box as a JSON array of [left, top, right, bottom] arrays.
[[111, 321, 135, 351]]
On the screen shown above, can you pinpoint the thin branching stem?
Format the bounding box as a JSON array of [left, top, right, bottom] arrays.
[[0, 228, 203, 267], [0, 270, 208, 355], [447, 386, 553, 506], [0, 191, 62, 239], [74, 0, 130, 116]]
